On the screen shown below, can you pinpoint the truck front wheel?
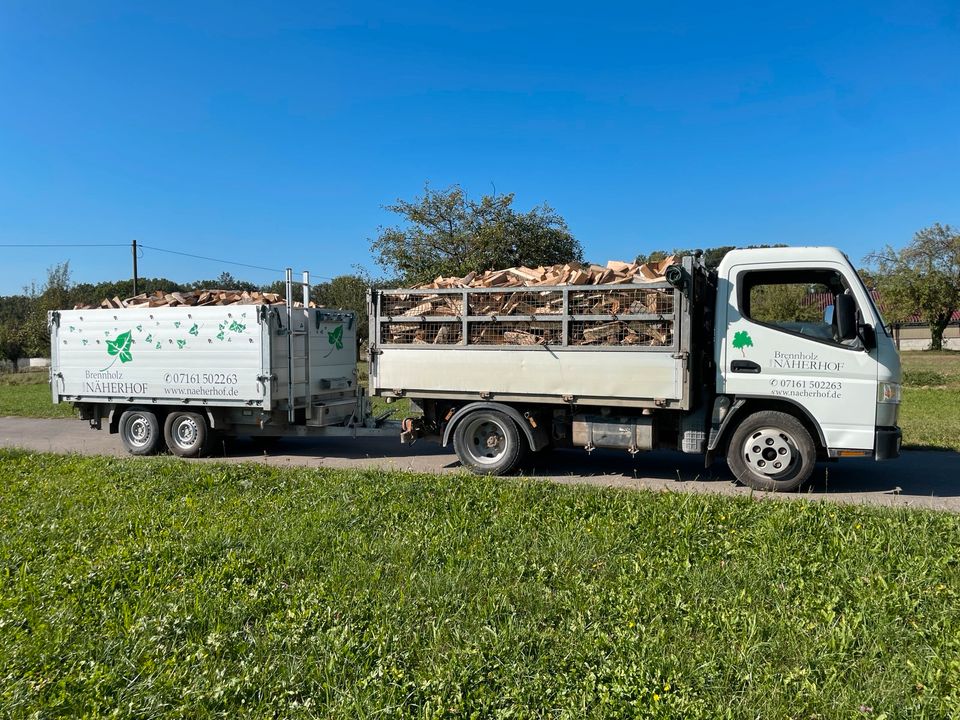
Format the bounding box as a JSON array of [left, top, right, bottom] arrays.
[[453, 409, 524, 476], [119, 407, 162, 455], [726, 410, 816, 492], [164, 411, 210, 458]]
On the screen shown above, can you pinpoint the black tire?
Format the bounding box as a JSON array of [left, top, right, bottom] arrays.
[[163, 411, 210, 458], [118, 407, 162, 455], [726, 410, 817, 492], [453, 410, 524, 476]]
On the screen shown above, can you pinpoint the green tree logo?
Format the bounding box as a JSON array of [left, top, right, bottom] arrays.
[[732, 330, 753, 357], [102, 330, 133, 370]]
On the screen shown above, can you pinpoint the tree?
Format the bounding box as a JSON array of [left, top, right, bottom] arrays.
[[867, 224, 960, 351], [191, 272, 258, 292], [732, 330, 753, 357], [313, 274, 377, 344], [370, 184, 583, 284], [21, 262, 73, 357]]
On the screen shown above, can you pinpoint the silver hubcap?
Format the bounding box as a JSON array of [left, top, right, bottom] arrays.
[[174, 416, 199, 449], [743, 427, 798, 477], [462, 418, 507, 465], [127, 415, 152, 447]]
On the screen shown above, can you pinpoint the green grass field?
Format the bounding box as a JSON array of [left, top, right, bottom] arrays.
[[0, 371, 74, 418], [2, 449, 960, 717], [900, 351, 960, 451]]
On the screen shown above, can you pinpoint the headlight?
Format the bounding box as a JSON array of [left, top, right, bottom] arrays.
[[878, 382, 901, 404]]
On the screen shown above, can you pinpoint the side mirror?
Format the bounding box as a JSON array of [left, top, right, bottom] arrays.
[[835, 293, 857, 341]]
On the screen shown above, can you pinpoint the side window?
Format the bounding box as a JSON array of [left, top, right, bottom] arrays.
[[741, 269, 858, 346]]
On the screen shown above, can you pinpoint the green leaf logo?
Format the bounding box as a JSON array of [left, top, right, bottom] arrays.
[[328, 325, 343, 350], [102, 330, 133, 370], [732, 330, 753, 357]]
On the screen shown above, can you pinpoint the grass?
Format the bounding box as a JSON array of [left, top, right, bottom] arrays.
[[900, 351, 960, 452], [3, 449, 960, 717], [0, 371, 74, 419]]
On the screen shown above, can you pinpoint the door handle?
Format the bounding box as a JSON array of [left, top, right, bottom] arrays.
[[731, 360, 761, 374]]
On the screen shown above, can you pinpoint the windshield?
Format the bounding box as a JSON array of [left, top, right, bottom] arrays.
[[853, 267, 890, 337]]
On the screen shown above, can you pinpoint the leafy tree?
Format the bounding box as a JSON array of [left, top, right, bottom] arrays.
[[21, 262, 74, 357], [190, 271, 258, 292], [636, 245, 784, 271], [313, 275, 373, 343], [866, 224, 960, 351], [749, 283, 822, 325], [371, 184, 583, 284], [732, 330, 753, 356]]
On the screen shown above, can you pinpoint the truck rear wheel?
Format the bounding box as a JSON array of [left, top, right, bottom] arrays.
[[164, 411, 210, 458], [726, 410, 816, 492], [453, 409, 524, 476], [119, 408, 162, 455]]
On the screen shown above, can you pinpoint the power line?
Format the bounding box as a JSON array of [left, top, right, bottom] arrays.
[[138, 244, 336, 281], [0, 243, 128, 247], [2, 241, 338, 282], [138, 243, 285, 274]]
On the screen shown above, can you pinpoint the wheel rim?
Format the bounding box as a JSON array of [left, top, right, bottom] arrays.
[[461, 417, 507, 466], [173, 416, 200, 450], [127, 414, 153, 448], [742, 427, 799, 478]]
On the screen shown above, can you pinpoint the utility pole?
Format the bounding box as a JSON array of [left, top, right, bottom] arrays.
[[132, 239, 139, 296]]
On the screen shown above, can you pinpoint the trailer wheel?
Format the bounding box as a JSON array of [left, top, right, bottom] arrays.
[[118, 408, 162, 455], [164, 411, 210, 458], [726, 410, 816, 492], [453, 409, 524, 476]]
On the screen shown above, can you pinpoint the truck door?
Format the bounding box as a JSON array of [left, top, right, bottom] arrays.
[[719, 263, 878, 451]]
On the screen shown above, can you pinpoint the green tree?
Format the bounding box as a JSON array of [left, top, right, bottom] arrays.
[[313, 274, 378, 344], [732, 330, 753, 357], [21, 262, 73, 357], [867, 224, 960, 351], [749, 283, 822, 325], [191, 271, 258, 292], [636, 245, 784, 270], [371, 184, 583, 284]]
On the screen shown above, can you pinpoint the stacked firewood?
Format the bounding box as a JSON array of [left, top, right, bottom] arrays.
[[413, 257, 676, 289], [380, 257, 678, 347], [75, 289, 314, 310]]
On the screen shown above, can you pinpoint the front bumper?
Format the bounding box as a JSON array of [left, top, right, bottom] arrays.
[[874, 426, 902, 461]]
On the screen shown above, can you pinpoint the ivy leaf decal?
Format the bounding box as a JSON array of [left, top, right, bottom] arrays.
[[328, 325, 343, 350], [100, 330, 134, 370], [106, 331, 133, 363]]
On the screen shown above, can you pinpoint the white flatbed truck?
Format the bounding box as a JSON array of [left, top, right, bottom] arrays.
[[368, 246, 902, 490], [52, 247, 902, 491]]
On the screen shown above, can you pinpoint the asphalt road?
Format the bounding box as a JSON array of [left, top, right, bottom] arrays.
[[2, 416, 959, 511]]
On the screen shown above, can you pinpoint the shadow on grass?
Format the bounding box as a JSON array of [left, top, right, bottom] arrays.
[[218, 435, 960, 500]]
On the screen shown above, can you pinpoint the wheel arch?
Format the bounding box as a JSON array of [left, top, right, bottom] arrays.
[[441, 402, 548, 451], [706, 395, 827, 465]]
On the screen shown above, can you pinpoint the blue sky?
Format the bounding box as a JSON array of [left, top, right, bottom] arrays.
[[1, 1, 957, 293]]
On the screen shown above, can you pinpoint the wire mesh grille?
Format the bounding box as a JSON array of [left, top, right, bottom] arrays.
[[467, 320, 563, 346], [381, 293, 464, 317], [570, 320, 673, 346], [380, 321, 463, 345], [569, 288, 673, 316], [467, 290, 564, 316]]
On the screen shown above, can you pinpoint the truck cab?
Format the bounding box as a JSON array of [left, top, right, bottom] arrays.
[[711, 246, 901, 489]]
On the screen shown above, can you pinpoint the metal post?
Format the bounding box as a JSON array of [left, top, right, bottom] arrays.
[[132, 239, 139, 296], [285, 268, 294, 423]]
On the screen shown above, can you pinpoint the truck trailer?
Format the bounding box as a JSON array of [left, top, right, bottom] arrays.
[[51, 246, 902, 491]]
